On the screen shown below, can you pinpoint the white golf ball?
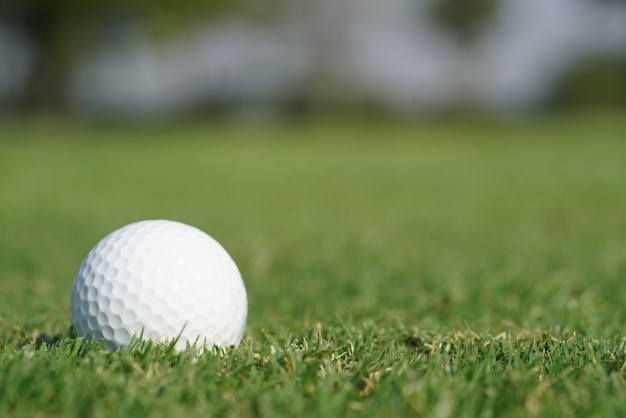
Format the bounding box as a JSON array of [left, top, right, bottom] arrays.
[[70, 220, 247, 350]]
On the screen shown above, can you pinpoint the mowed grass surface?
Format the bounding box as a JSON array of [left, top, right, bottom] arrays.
[[1, 114, 625, 416]]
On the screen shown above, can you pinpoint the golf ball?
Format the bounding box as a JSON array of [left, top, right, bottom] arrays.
[[70, 220, 247, 350]]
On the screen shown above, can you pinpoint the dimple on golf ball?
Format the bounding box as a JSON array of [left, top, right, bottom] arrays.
[[70, 220, 247, 350]]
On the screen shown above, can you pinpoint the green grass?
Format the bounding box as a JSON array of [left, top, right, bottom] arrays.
[[1, 114, 626, 417]]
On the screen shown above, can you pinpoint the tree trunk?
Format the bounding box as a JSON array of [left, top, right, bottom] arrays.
[[14, 9, 84, 114]]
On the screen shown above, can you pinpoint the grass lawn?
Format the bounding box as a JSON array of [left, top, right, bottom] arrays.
[[1, 113, 625, 416]]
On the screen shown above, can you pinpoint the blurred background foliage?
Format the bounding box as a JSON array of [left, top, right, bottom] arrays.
[[0, 0, 624, 118], [549, 54, 626, 108], [0, 0, 263, 111], [428, 0, 500, 44]]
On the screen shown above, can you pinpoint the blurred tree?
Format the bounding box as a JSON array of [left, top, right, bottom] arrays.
[[425, 0, 502, 110], [548, 54, 626, 108], [0, 0, 260, 113], [428, 0, 501, 45]]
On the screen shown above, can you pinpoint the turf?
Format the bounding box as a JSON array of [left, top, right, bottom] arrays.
[[1, 113, 625, 417]]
